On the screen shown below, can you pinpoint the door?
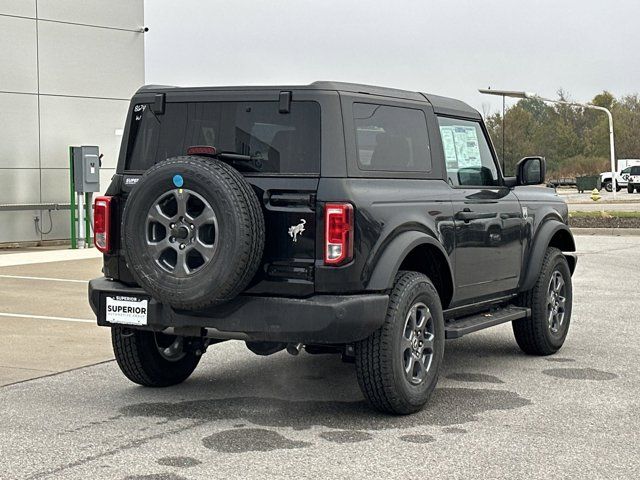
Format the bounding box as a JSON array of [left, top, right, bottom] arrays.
[[437, 116, 523, 302]]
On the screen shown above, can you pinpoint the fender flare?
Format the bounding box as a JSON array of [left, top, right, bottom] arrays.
[[520, 220, 576, 292], [367, 231, 454, 292]]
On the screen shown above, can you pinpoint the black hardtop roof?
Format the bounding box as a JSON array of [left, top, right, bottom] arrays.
[[137, 81, 480, 119]]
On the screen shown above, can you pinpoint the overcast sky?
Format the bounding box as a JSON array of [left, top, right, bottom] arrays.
[[144, 0, 640, 116]]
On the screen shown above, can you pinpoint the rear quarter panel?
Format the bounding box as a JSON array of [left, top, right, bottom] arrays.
[[315, 177, 455, 293]]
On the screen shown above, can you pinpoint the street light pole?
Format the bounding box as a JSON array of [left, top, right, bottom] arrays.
[[533, 97, 617, 199], [478, 89, 617, 199]]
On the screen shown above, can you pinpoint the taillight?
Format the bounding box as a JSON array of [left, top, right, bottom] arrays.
[[324, 203, 354, 265], [94, 196, 112, 253]]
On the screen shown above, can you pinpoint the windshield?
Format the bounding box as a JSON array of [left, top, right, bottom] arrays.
[[125, 100, 321, 174]]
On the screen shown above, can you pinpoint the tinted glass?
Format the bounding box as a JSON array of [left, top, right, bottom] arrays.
[[353, 103, 431, 172], [126, 101, 321, 174], [437, 116, 499, 187]]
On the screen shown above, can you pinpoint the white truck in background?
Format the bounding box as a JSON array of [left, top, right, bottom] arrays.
[[600, 159, 640, 192]]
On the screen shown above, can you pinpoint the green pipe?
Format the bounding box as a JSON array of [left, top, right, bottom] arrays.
[[69, 147, 77, 249], [85, 193, 91, 247]]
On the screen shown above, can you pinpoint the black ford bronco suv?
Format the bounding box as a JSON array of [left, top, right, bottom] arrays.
[[89, 82, 577, 414]]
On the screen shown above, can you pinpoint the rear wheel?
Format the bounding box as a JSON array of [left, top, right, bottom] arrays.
[[355, 271, 445, 414], [112, 327, 201, 387], [628, 184, 634, 194], [513, 247, 572, 355]]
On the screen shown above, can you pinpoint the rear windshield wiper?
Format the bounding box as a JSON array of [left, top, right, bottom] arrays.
[[216, 151, 266, 172], [186, 146, 266, 172]]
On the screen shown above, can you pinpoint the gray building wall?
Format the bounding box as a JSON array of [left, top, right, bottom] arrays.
[[0, 0, 144, 244]]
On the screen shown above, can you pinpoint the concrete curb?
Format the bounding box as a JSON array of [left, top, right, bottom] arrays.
[[572, 227, 640, 236]]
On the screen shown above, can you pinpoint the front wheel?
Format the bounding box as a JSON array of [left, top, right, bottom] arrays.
[[355, 271, 445, 414], [603, 181, 612, 192], [112, 327, 201, 387], [513, 247, 572, 355]]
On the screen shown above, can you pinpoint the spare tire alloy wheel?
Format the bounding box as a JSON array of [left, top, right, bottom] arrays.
[[147, 189, 218, 277], [122, 156, 265, 310]]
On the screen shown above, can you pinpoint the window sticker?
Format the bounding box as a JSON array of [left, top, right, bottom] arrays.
[[439, 125, 482, 169]]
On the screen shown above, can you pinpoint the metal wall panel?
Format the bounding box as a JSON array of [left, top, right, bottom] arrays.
[[0, 211, 40, 243], [37, 0, 143, 31], [0, 0, 143, 244], [39, 168, 69, 203], [0, 93, 39, 168], [0, 15, 38, 93], [0, 169, 40, 204], [0, 0, 36, 18], [98, 168, 116, 195], [39, 96, 129, 169], [38, 21, 144, 99]]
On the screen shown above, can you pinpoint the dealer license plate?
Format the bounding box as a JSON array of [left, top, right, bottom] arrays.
[[105, 296, 148, 326]]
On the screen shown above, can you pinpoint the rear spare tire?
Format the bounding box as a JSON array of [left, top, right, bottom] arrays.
[[122, 156, 264, 310]]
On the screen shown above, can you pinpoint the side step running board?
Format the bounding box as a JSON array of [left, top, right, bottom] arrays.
[[445, 305, 530, 339]]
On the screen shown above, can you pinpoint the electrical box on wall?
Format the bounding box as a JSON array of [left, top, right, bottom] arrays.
[[72, 146, 101, 193]]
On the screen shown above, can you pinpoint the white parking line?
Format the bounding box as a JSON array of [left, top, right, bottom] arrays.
[[0, 274, 88, 284], [0, 312, 95, 324]]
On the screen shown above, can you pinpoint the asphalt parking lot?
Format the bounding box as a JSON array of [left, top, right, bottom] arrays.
[[1, 235, 639, 479]]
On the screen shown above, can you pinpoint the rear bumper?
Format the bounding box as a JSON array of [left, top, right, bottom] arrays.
[[89, 277, 388, 344]]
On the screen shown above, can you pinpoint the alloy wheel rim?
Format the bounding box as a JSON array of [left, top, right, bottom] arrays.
[[401, 302, 435, 385], [145, 188, 218, 277], [547, 270, 567, 334]]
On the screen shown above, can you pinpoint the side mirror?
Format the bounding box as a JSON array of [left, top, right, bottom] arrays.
[[516, 156, 546, 186]]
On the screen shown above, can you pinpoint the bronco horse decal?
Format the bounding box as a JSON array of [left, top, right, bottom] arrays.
[[288, 219, 306, 242]]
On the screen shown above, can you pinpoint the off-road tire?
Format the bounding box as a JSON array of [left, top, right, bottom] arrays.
[[513, 247, 572, 355], [355, 271, 445, 415], [112, 327, 200, 387], [122, 156, 265, 310]]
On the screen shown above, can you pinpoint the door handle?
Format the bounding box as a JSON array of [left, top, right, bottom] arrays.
[[455, 209, 493, 222], [456, 211, 480, 222]]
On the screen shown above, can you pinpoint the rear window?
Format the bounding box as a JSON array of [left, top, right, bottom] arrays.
[[353, 103, 431, 172], [125, 101, 321, 174]]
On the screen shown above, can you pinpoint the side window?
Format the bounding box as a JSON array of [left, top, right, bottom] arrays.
[[353, 103, 431, 172], [621, 167, 631, 174], [437, 116, 499, 187]]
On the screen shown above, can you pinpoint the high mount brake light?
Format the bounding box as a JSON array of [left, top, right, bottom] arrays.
[[94, 196, 112, 253], [324, 203, 353, 266], [187, 145, 217, 157]]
